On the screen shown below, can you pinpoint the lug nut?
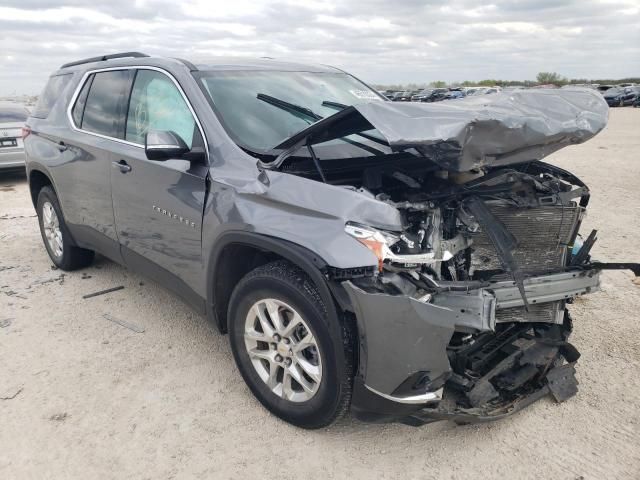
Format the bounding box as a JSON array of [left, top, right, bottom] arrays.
[[273, 334, 281, 342], [285, 358, 292, 366], [282, 338, 290, 345], [270, 343, 277, 350], [275, 354, 283, 362]]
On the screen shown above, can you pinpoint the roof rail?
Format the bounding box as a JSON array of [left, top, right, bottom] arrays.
[[60, 52, 149, 69]]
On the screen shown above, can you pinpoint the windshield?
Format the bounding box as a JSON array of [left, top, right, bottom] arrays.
[[198, 71, 383, 152]]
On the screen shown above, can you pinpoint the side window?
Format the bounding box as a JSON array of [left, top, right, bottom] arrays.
[[32, 73, 72, 119], [71, 74, 94, 127], [125, 70, 196, 148], [82, 70, 131, 138]]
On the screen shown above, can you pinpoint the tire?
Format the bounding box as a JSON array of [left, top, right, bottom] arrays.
[[36, 186, 94, 271], [228, 260, 353, 429]]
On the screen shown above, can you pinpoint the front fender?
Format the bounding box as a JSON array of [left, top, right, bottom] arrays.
[[206, 230, 340, 335]]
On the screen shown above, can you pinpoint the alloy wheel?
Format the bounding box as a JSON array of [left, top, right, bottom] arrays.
[[42, 202, 63, 258], [244, 298, 322, 402]]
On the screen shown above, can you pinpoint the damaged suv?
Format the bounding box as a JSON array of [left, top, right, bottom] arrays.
[[25, 53, 639, 429]]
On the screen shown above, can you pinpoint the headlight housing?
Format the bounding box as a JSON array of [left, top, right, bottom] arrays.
[[344, 223, 399, 272], [345, 222, 445, 272]]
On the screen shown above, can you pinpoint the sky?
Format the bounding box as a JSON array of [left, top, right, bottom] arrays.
[[1, 0, 639, 95]]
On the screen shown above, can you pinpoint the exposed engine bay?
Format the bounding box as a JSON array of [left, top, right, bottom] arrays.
[[344, 159, 590, 317]]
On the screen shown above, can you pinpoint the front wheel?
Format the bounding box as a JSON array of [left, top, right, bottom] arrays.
[[228, 260, 353, 429]]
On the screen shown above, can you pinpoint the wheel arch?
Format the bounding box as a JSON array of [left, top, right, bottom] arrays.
[[206, 232, 339, 335], [28, 167, 55, 209]]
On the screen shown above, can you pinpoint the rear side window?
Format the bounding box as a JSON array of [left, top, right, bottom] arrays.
[[71, 74, 94, 127], [32, 73, 72, 119], [81, 70, 132, 138], [0, 107, 29, 122]]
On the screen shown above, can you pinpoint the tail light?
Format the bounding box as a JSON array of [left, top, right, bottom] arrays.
[[21, 126, 31, 139]]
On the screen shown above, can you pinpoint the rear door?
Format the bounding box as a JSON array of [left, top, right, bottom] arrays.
[[32, 70, 131, 261], [109, 68, 208, 292]]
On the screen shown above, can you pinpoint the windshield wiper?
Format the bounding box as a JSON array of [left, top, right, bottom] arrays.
[[321, 100, 348, 110], [256, 93, 387, 155], [257, 93, 321, 123]]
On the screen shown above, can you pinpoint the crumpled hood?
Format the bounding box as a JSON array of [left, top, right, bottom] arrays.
[[273, 88, 609, 172]]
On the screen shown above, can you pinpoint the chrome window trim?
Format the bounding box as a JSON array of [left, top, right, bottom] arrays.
[[66, 65, 209, 163]]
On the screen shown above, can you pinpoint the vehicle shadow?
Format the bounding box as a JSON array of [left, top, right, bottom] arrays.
[[0, 168, 27, 187]]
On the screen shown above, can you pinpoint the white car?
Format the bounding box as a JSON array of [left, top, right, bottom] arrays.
[[0, 104, 29, 171]]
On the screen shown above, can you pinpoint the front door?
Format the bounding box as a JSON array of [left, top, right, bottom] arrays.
[[109, 68, 208, 291]]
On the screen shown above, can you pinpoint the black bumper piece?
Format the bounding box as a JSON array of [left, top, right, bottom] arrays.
[[401, 363, 578, 426]]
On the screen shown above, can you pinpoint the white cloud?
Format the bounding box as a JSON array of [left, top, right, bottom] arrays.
[[0, 0, 638, 95]]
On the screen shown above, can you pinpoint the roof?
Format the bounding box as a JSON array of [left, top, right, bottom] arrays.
[[57, 51, 338, 74]]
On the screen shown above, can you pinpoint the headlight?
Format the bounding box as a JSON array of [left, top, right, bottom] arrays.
[[345, 222, 447, 271], [344, 223, 399, 271]]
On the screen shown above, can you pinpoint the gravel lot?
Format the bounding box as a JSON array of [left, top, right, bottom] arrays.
[[1, 108, 639, 479]]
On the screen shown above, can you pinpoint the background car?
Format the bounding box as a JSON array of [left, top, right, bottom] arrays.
[[391, 90, 413, 101], [0, 104, 29, 171], [603, 86, 640, 107], [414, 88, 448, 102], [411, 88, 431, 101], [443, 88, 465, 100]]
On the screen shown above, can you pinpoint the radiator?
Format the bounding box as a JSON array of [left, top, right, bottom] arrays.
[[470, 203, 582, 324]]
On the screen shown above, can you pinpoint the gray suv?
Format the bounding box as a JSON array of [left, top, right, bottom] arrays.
[[25, 52, 638, 429]]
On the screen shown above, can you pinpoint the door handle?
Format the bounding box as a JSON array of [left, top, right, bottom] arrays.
[[57, 141, 68, 152], [112, 160, 132, 174]]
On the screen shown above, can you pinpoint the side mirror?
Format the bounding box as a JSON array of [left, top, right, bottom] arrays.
[[145, 130, 189, 161]]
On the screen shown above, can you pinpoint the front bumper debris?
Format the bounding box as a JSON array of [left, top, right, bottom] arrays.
[[343, 269, 599, 423], [401, 364, 578, 426]]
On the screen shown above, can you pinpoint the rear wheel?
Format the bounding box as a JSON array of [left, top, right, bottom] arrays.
[[228, 260, 353, 429], [36, 186, 94, 270]]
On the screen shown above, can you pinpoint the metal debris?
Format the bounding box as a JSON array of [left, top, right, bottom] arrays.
[[0, 318, 13, 328], [82, 285, 124, 299], [1, 386, 23, 400], [102, 313, 145, 333]]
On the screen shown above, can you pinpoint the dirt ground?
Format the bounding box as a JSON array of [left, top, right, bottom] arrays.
[[1, 108, 639, 479]]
